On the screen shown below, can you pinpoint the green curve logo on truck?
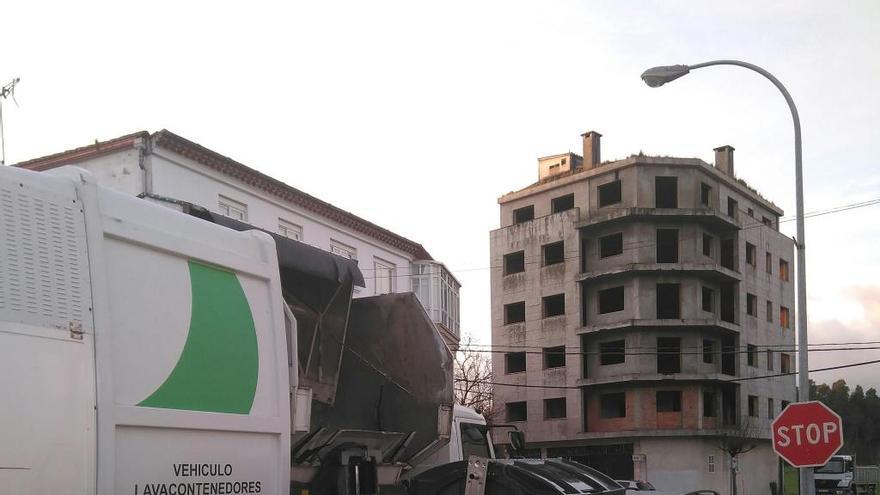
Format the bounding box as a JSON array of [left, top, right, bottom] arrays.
[[138, 261, 258, 414]]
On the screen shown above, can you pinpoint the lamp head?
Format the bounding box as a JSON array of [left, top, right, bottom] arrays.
[[641, 65, 690, 87]]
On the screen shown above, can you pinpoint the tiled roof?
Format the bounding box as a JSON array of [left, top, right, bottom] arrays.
[[15, 130, 433, 260]]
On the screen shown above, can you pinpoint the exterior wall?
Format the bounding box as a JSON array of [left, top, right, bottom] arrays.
[[58, 148, 145, 196], [148, 150, 413, 297], [491, 145, 795, 492]]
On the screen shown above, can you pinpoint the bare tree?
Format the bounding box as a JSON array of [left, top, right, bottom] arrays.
[[717, 418, 762, 495], [453, 335, 499, 423]]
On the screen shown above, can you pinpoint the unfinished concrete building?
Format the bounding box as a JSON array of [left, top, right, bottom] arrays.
[[490, 131, 797, 494]]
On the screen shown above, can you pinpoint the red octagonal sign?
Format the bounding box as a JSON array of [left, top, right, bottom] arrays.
[[772, 401, 844, 467]]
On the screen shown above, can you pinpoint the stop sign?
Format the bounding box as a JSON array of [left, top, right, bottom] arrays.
[[772, 401, 843, 467]]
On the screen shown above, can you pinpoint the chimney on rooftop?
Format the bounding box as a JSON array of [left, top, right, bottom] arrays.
[[582, 131, 602, 169], [714, 145, 735, 177]]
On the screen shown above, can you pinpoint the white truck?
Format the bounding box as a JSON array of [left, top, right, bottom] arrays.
[[0, 165, 622, 495], [815, 455, 879, 495]]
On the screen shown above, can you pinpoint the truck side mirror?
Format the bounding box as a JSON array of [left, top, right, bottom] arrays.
[[508, 431, 525, 451]]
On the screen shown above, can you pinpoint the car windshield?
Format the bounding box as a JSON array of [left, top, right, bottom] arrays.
[[459, 422, 491, 459], [815, 459, 845, 474]]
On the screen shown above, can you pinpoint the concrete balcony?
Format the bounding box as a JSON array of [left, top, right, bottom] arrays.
[[577, 207, 741, 232], [576, 318, 740, 335], [576, 372, 739, 388], [577, 262, 740, 284]]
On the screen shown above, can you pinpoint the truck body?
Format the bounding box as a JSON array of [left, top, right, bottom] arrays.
[[815, 455, 879, 495], [0, 165, 623, 495]]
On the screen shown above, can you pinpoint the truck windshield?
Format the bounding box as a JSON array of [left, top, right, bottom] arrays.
[[460, 422, 491, 459], [815, 459, 845, 474]]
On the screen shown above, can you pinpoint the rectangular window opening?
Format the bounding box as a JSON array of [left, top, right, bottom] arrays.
[[656, 390, 682, 412], [748, 395, 759, 418], [656, 229, 679, 263], [746, 293, 757, 317], [504, 251, 525, 275], [781, 306, 791, 329], [746, 243, 756, 266], [767, 349, 774, 371], [504, 302, 526, 324], [747, 344, 757, 367], [766, 252, 773, 274], [766, 301, 773, 323], [543, 294, 565, 318], [781, 353, 791, 374], [551, 194, 575, 213], [780, 259, 790, 282], [599, 340, 625, 365], [703, 339, 715, 364], [655, 176, 678, 208], [702, 286, 714, 313], [599, 233, 624, 258], [727, 197, 738, 218], [513, 205, 535, 224], [768, 398, 775, 419], [505, 352, 526, 374], [598, 286, 625, 314], [544, 397, 567, 419], [701, 183, 712, 206], [543, 241, 565, 266], [703, 233, 713, 258], [598, 180, 622, 207], [657, 283, 681, 319], [543, 346, 566, 369], [703, 391, 717, 417], [657, 337, 681, 374], [600, 392, 626, 418], [720, 238, 735, 270], [507, 401, 528, 422]]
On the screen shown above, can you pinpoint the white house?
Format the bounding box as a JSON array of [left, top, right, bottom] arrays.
[[16, 129, 461, 345]]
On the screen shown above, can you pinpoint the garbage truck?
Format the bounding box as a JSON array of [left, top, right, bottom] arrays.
[[0, 165, 623, 495], [815, 455, 879, 495]]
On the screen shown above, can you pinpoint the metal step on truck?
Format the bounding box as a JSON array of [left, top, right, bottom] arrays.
[[0, 164, 625, 495], [815, 455, 880, 495]]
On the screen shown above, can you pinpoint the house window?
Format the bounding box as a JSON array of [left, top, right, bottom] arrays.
[[374, 258, 396, 294], [748, 395, 759, 417], [543, 241, 565, 266], [766, 252, 773, 274], [278, 219, 303, 240], [746, 243, 756, 266], [703, 340, 715, 364], [657, 337, 681, 374], [702, 287, 714, 313], [543, 294, 565, 317], [781, 306, 791, 329], [780, 259, 790, 281], [763, 216, 774, 228], [767, 349, 774, 371], [600, 392, 626, 418], [703, 233, 713, 257], [218, 195, 248, 222], [599, 233, 624, 258], [600, 340, 625, 365], [543, 346, 566, 369], [505, 352, 526, 373], [766, 301, 773, 323], [513, 205, 534, 224], [544, 398, 567, 419], [748, 208, 755, 218], [727, 197, 738, 218], [598, 180, 622, 207], [330, 239, 357, 261], [781, 353, 791, 374], [747, 293, 757, 317], [703, 392, 717, 417], [708, 455, 716, 473], [504, 251, 525, 275], [656, 229, 679, 263], [768, 398, 775, 419], [598, 286, 625, 314], [747, 344, 757, 367], [655, 176, 678, 208], [656, 390, 682, 412], [506, 401, 528, 422], [701, 183, 712, 206], [504, 302, 526, 324], [551, 194, 575, 213], [657, 283, 680, 319]]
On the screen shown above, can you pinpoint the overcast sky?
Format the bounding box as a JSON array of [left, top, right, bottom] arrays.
[[2, 1, 878, 388]]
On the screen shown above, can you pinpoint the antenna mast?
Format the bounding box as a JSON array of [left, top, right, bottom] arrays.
[[0, 77, 21, 166]]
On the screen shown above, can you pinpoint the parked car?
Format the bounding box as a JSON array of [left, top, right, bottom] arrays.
[[617, 480, 657, 495]]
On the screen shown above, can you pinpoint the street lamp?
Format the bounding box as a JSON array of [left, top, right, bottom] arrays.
[[641, 60, 811, 495]]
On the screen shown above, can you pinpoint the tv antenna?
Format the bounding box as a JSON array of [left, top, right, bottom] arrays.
[[0, 77, 21, 166]]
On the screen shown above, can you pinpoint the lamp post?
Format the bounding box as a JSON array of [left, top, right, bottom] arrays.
[[640, 60, 811, 495]]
